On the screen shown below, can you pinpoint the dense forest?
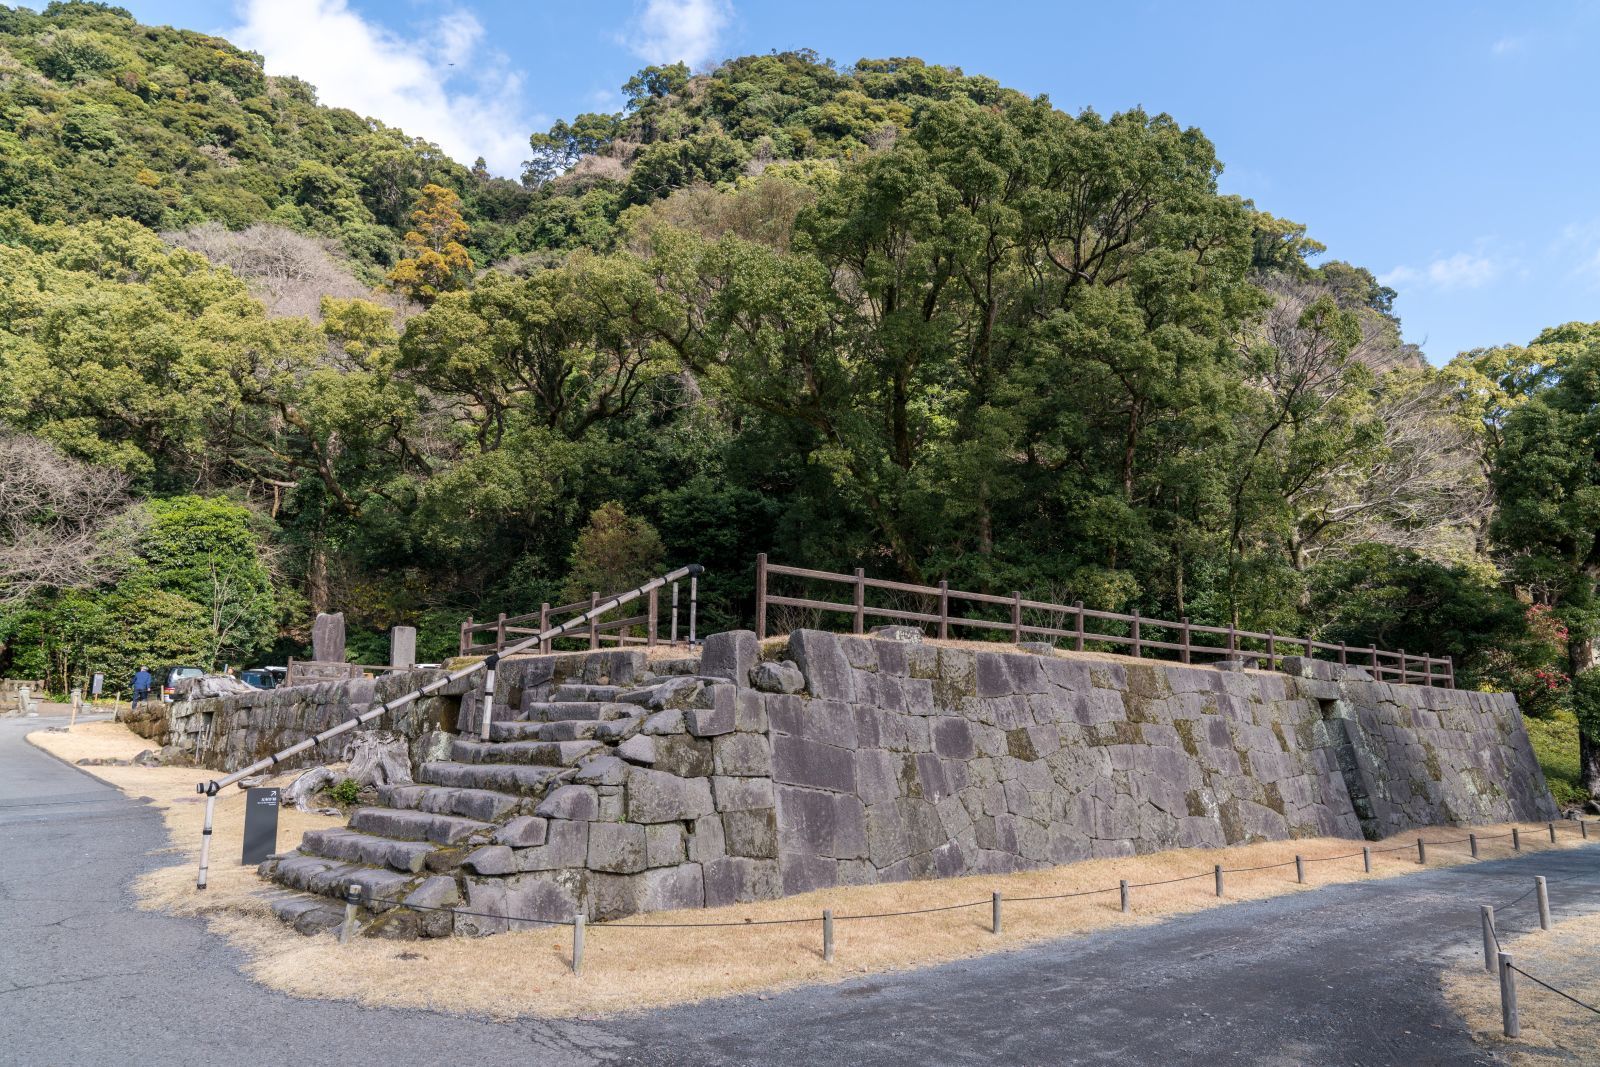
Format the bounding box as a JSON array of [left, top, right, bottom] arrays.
[[0, 3, 1595, 804]]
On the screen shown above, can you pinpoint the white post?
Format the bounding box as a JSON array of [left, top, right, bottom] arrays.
[[476, 657, 499, 743], [572, 913, 585, 975], [196, 790, 217, 889]]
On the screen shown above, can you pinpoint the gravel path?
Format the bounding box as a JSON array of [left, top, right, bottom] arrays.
[[3, 713, 1595, 1065]]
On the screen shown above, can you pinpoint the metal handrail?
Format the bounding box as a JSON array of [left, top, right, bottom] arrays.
[[193, 564, 704, 890]]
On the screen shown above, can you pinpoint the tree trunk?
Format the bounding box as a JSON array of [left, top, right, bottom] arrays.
[[1568, 636, 1600, 799]]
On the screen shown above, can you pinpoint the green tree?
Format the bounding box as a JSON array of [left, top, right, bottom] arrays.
[[561, 502, 664, 602], [1491, 322, 1600, 800]]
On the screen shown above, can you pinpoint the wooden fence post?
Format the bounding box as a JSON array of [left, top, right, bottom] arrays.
[[1304, 634, 1314, 659], [853, 569, 865, 634], [1131, 610, 1141, 657], [589, 592, 599, 650], [1228, 622, 1237, 655], [1181, 617, 1191, 664], [938, 580, 950, 640], [1074, 602, 1085, 652], [755, 553, 768, 640], [1446, 655, 1455, 689], [1267, 630, 1275, 670], [495, 612, 507, 653], [540, 603, 551, 654], [1399, 648, 1408, 685], [648, 586, 659, 647], [1011, 591, 1022, 644], [1338, 643, 1348, 666], [1369, 645, 1379, 677]]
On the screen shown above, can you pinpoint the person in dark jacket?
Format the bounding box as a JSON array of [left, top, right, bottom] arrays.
[[131, 667, 152, 710]]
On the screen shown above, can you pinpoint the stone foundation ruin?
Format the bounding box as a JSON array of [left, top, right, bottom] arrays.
[[125, 629, 1557, 937]]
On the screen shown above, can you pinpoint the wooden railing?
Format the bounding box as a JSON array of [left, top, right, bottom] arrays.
[[459, 575, 698, 656], [754, 554, 1454, 688]]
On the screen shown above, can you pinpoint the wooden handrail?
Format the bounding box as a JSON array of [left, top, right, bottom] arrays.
[[755, 554, 1454, 688]]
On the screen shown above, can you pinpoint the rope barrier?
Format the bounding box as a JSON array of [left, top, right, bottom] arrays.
[[1508, 965, 1600, 1016]]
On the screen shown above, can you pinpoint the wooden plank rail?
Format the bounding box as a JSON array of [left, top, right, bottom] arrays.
[[460, 580, 694, 655], [754, 554, 1454, 688]]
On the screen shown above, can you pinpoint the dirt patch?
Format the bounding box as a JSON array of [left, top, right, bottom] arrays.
[[28, 720, 1591, 1021], [1444, 910, 1600, 1065]]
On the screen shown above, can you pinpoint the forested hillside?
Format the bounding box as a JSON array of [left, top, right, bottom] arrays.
[[0, 3, 1594, 803]]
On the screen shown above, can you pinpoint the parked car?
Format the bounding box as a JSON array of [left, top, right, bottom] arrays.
[[238, 668, 278, 691], [158, 665, 205, 701]]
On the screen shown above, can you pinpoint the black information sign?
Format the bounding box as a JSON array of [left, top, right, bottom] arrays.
[[241, 787, 280, 865]]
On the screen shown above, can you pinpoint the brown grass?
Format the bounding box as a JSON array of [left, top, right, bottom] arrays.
[[28, 720, 1593, 1021], [1444, 911, 1600, 1064]]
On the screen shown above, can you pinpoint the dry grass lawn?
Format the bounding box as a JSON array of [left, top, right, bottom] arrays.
[[28, 720, 1596, 1020], [1444, 910, 1600, 1064]]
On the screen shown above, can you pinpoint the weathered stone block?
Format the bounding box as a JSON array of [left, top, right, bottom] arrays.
[[645, 823, 687, 867], [788, 630, 853, 701], [464, 844, 515, 875], [703, 856, 783, 907], [574, 754, 628, 785], [701, 630, 759, 686], [751, 660, 805, 694], [494, 815, 548, 847], [712, 774, 775, 812], [722, 808, 778, 858], [713, 732, 772, 776], [653, 735, 713, 777], [772, 734, 857, 792], [588, 822, 648, 874], [515, 819, 588, 871], [626, 768, 715, 823], [617, 734, 657, 764], [535, 784, 599, 821], [686, 704, 736, 738], [687, 813, 726, 863]]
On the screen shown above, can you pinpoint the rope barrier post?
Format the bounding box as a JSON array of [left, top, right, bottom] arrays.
[[823, 909, 834, 963], [1481, 905, 1497, 973], [572, 913, 585, 975], [339, 882, 361, 945], [1583, 819, 1590, 840], [1417, 838, 1426, 865], [1548, 822, 1556, 844], [992, 891, 1002, 935], [1470, 833, 1478, 858], [755, 553, 768, 640], [1119, 880, 1130, 913], [1535, 876, 1551, 930], [1498, 951, 1520, 1038], [1074, 601, 1085, 652], [1295, 855, 1305, 883], [1513, 828, 1521, 852], [1362, 846, 1371, 873], [1214, 864, 1223, 897]]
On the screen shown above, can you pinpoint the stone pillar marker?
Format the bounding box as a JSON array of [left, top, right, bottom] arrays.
[[312, 612, 346, 663], [390, 626, 417, 670]]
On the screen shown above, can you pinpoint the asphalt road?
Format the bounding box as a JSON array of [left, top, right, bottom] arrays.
[[3, 712, 1596, 1066]]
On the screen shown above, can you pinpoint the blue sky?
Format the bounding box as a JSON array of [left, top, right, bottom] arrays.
[[117, 1, 1600, 362]]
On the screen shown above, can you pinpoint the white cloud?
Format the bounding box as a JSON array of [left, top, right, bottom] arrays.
[[1380, 252, 1500, 292], [1490, 35, 1526, 56], [624, 0, 732, 69], [230, 0, 538, 177]]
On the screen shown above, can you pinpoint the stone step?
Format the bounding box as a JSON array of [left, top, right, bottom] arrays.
[[550, 683, 623, 702], [267, 890, 347, 935], [418, 760, 568, 796], [268, 853, 418, 910], [488, 719, 600, 742], [378, 783, 527, 823], [515, 701, 639, 723], [449, 738, 604, 766], [300, 827, 437, 874], [348, 805, 492, 845], [614, 676, 706, 710]]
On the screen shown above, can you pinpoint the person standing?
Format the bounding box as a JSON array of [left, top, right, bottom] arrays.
[[131, 666, 152, 710]]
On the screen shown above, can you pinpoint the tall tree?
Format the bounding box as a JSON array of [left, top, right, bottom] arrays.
[[386, 184, 473, 305]]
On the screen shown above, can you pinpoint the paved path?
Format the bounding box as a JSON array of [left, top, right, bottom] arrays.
[[2, 714, 1595, 1065]]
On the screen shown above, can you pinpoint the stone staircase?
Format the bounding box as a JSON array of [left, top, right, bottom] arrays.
[[258, 648, 718, 938]]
